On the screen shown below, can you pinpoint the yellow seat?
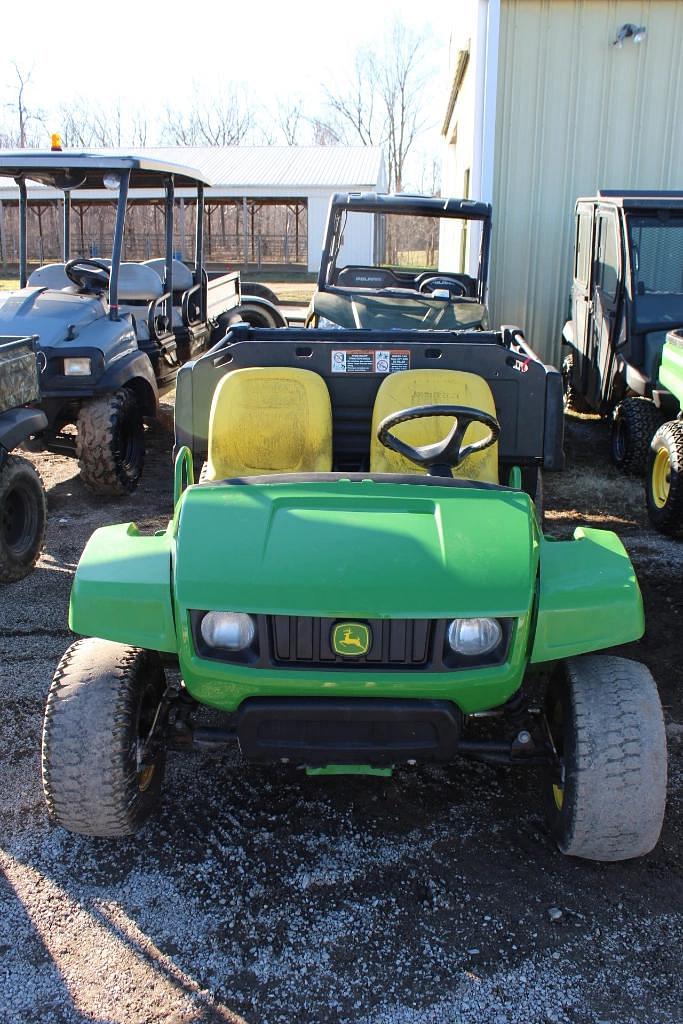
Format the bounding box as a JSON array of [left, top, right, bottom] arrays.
[[205, 366, 332, 480], [370, 369, 499, 482]]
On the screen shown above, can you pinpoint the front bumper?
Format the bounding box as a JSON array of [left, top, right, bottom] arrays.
[[234, 697, 463, 765], [177, 613, 530, 715]]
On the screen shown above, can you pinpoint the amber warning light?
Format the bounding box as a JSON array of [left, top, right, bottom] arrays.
[[50, 133, 62, 152]]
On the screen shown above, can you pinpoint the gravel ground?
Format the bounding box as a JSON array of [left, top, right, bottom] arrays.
[[0, 415, 682, 1024]]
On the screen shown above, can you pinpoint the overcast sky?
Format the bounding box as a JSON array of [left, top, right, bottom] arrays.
[[0, 0, 454, 185]]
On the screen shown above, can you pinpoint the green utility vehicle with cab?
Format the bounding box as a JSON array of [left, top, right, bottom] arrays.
[[562, 190, 683, 473], [307, 192, 491, 331], [41, 324, 667, 861], [646, 329, 683, 534]]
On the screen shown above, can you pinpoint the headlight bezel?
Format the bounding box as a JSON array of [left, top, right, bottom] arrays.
[[441, 617, 512, 669], [63, 356, 92, 376], [191, 610, 259, 664]]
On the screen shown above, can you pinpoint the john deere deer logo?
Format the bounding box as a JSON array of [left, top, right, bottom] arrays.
[[332, 622, 371, 656]]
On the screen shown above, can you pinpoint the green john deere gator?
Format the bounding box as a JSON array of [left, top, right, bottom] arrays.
[[646, 329, 683, 534], [41, 324, 667, 861]]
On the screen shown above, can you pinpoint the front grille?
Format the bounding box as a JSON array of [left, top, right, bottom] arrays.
[[270, 616, 432, 669]]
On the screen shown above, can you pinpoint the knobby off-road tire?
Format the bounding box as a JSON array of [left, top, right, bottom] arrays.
[[241, 282, 280, 305], [42, 639, 167, 837], [611, 397, 662, 476], [645, 419, 683, 536], [544, 655, 667, 861], [76, 388, 144, 496], [228, 300, 287, 329], [561, 353, 590, 414], [0, 455, 48, 583]]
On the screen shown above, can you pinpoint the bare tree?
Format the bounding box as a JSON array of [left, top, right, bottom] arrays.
[[379, 22, 429, 192], [277, 100, 303, 146], [4, 63, 45, 147], [310, 118, 343, 146], [418, 155, 441, 197], [319, 21, 431, 191], [322, 53, 383, 148], [163, 86, 252, 146]]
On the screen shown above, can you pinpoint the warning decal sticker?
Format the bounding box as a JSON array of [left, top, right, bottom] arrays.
[[330, 349, 411, 374]]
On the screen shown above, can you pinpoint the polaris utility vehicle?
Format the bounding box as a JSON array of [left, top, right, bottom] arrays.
[[42, 325, 667, 861], [0, 336, 48, 581], [0, 151, 243, 494], [562, 190, 683, 473], [307, 193, 491, 331], [645, 329, 683, 534]]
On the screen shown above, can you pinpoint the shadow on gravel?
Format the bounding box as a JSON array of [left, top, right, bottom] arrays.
[[1, 864, 113, 1023], [4, 742, 681, 1024]]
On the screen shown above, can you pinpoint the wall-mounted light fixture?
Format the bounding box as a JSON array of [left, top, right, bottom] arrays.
[[613, 23, 647, 47]]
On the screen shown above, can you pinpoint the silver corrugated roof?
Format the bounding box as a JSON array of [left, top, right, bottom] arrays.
[[0, 145, 385, 193]]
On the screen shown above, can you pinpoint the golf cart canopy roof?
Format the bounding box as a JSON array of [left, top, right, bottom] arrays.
[[0, 151, 213, 190], [331, 192, 492, 221]]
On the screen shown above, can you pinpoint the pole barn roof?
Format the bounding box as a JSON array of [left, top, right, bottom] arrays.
[[0, 146, 386, 197]]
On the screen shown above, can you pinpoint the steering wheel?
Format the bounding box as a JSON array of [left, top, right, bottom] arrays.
[[418, 275, 468, 298], [377, 404, 499, 475], [65, 258, 111, 291]]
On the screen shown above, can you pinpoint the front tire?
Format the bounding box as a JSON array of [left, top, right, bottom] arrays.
[[0, 455, 48, 583], [645, 420, 683, 536], [42, 639, 167, 837], [611, 397, 661, 475], [76, 388, 144, 495], [544, 655, 667, 861]]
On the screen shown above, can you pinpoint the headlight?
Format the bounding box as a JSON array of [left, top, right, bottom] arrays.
[[317, 316, 342, 329], [447, 617, 502, 656], [200, 611, 256, 651], [63, 357, 91, 376]]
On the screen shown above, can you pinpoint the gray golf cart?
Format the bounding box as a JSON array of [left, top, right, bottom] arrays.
[[0, 151, 242, 494]]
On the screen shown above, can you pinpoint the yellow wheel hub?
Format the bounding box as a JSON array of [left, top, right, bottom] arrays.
[[138, 764, 155, 792], [651, 448, 672, 509]]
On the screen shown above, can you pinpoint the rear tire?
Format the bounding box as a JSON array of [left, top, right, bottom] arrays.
[[229, 300, 287, 329], [543, 655, 667, 861], [611, 397, 661, 475], [645, 420, 683, 536], [561, 352, 590, 414], [76, 388, 144, 495], [0, 455, 47, 583], [241, 282, 280, 305], [42, 639, 167, 837]]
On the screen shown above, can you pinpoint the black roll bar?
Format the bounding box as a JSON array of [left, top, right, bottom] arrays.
[[63, 192, 71, 262], [109, 170, 130, 321], [164, 176, 175, 324], [17, 179, 27, 288], [195, 184, 206, 322]]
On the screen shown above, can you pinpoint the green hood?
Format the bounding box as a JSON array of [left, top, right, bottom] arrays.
[[173, 480, 538, 619], [312, 290, 487, 330]]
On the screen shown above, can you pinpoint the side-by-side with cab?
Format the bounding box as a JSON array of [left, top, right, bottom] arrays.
[[41, 325, 667, 862]]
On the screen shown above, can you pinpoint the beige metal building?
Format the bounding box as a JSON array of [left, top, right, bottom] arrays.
[[441, 0, 683, 363]]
